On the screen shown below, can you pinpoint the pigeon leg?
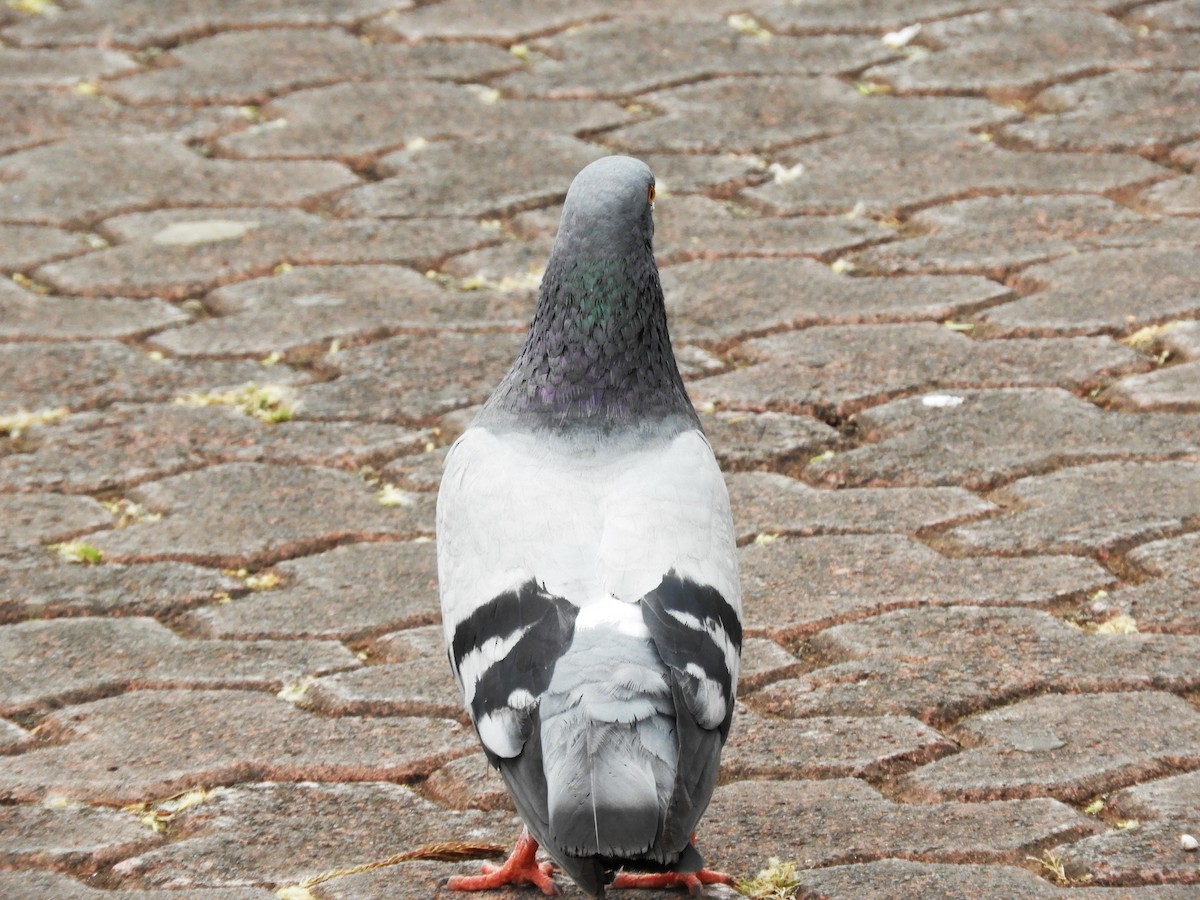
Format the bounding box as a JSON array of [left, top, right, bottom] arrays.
[[447, 830, 558, 896], [610, 868, 733, 895]]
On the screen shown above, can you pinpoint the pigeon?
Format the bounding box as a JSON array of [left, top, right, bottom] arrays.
[[437, 155, 742, 898]]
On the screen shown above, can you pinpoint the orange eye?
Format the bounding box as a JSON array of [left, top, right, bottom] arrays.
[[647, 184, 656, 204]]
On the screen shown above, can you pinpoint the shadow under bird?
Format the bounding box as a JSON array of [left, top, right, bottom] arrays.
[[437, 155, 742, 897]]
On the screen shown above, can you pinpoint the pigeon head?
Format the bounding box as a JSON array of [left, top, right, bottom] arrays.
[[478, 155, 696, 436]]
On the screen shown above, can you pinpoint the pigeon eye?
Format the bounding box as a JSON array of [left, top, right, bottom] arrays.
[[647, 184, 656, 204]]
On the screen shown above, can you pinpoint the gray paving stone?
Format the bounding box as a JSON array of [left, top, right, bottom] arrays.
[[0, 493, 112, 555], [86, 462, 433, 567], [662, 261, 1008, 345], [39, 208, 497, 300], [895, 692, 1200, 803], [0, 136, 357, 228], [610, 77, 1006, 154], [1102, 576, 1200, 634], [755, 0, 1029, 33], [0, 46, 136, 85], [0, 870, 275, 899], [304, 661, 463, 721], [183, 542, 438, 640], [738, 637, 803, 692], [1128, 0, 1200, 30], [702, 779, 1099, 874], [743, 127, 1165, 217], [0, 802, 160, 872], [108, 28, 516, 105], [1058, 821, 1200, 887], [739, 534, 1109, 638], [0, 280, 188, 341], [0, 690, 474, 805], [1140, 173, 1200, 215], [371, 0, 610, 41], [1103, 361, 1200, 412], [690, 325, 1142, 417], [0, 223, 92, 271], [424, 754, 513, 812], [0, 718, 29, 752], [808, 389, 1200, 490], [1110, 771, 1200, 823], [335, 135, 608, 219], [941, 461, 1200, 555], [1126, 533, 1200, 581], [700, 409, 848, 475], [752, 607, 1200, 725], [1006, 71, 1200, 153], [727, 471, 993, 541], [217, 79, 629, 161]]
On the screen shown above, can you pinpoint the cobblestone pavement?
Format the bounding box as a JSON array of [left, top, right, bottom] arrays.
[[1, 1, 1198, 898]]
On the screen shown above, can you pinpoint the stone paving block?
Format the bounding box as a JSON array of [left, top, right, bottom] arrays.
[[109, 29, 516, 105], [0, 223, 92, 271], [895, 692, 1200, 803], [941, 460, 1200, 555], [738, 534, 1109, 638], [304, 661, 464, 722], [609, 76, 1007, 154], [663, 261, 1008, 346], [1126, 533, 1200, 581], [851, 196, 1200, 277], [738, 637, 804, 691], [808, 389, 1200, 490], [722, 706, 956, 782], [754, 0, 1023, 33], [0, 403, 428, 493], [0, 45, 136, 85], [0, 690, 474, 805], [701, 779, 1099, 874], [0, 559, 239, 624], [743, 127, 1166, 217], [183, 542, 438, 640], [984, 247, 1200, 338], [369, 0, 609, 41], [700, 409, 849, 475], [1110, 771, 1200, 823], [1006, 71, 1200, 153], [0, 493, 111, 555], [751, 607, 1200, 725], [109, 780, 514, 891], [1156, 321, 1200, 360], [1128, 0, 1200, 30], [0, 136, 357, 228], [1140, 174, 1200, 216], [1104, 361, 1200, 412], [1058, 821, 1200, 887], [86, 463, 433, 567], [39, 208, 497, 300], [727, 471, 993, 541], [217, 80, 629, 162], [0, 802, 160, 872], [0, 870, 275, 899], [497, 20, 893, 97], [0, 279, 188, 341], [1102, 576, 1200, 634], [334, 135, 607, 219], [151, 265, 527, 357], [0, 341, 303, 414], [864, 8, 1140, 95], [654, 195, 892, 265], [294, 331, 525, 424], [0, 718, 30, 752], [424, 754, 514, 812], [0, 617, 359, 718], [2, 0, 403, 48], [690, 324, 1141, 417]]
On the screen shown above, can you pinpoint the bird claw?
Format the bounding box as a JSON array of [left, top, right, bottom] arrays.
[[447, 832, 558, 896], [611, 868, 734, 895]]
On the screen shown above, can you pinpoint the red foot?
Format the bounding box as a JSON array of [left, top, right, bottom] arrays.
[[611, 868, 734, 895], [447, 831, 558, 896]]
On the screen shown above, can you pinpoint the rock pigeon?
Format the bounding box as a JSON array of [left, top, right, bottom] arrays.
[[437, 155, 742, 897]]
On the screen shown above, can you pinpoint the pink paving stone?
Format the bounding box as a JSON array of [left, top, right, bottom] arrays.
[[1100, 575, 1200, 634], [0, 559, 240, 623], [850, 195, 1200, 278], [0, 223, 92, 271], [107, 28, 517, 106], [1005, 71, 1200, 153], [335, 135, 608, 219], [1, 0, 405, 48], [864, 8, 1141, 95], [721, 706, 956, 781], [738, 534, 1110, 639], [807, 388, 1200, 490], [1103, 362, 1200, 412], [0, 135, 358, 228], [701, 779, 1099, 874], [738, 636, 804, 692], [1126, 533, 1200, 581], [609, 76, 1008, 154], [742, 127, 1166, 217], [1110, 771, 1200, 823], [294, 331, 525, 424], [217, 79, 630, 162], [151, 265, 528, 357], [654, 195, 891, 265], [700, 409, 848, 475], [496, 20, 894, 97], [0, 871, 275, 899], [0, 403, 428, 493], [183, 542, 439, 640], [1057, 821, 1200, 887], [726, 471, 993, 541], [940, 460, 1200, 556], [661, 261, 1009, 346], [424, 754, 513, 812], [0, 46, 136, 85], [0, 493, 111, 554], [86, 462, 434, 567], [751, 607, 1200, 725], [0, 341, 304, 413], [0, 803, 161, 873], [0, 690, 474, 805], [689, 324, 1142, 418], [110, 781, 515, 892], [0, 279, 187, 341], [39, 208, 497, 300], [894, 692, 1200, 803], [0, 616, 359, 717], [1140, 174, 1200, 215]]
